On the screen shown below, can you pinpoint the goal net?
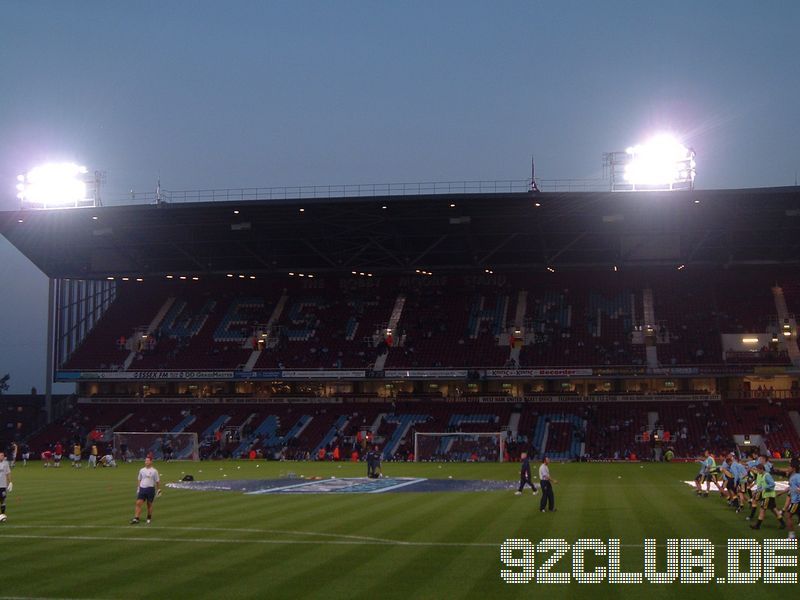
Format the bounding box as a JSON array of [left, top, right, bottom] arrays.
[[413, 431, 506, 462], [113, 432, 199, 461]]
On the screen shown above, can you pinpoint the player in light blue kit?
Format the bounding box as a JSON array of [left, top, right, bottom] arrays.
[[720, 454, 746, 509], [782, 458, 800, 540], [694, 450, 718, 497], [719, 455, 736, 504], [743, 452, 759, 501], [750, 463, 783, 530], [730, 456, 749, 512]]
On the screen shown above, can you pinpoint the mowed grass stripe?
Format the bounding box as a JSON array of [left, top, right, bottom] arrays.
[[276, 494, 494, 589], [48, 535, 152, 600], [269, 493, 464, 593], [355, 491, 515, 598], [267, 491, 431, 542], [1, 536, 126, 598], [294, 491, 445, 540]]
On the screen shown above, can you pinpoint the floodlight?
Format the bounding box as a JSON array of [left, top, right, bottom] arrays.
[[606, 134, 696, 191], [16, 162, 92, 208], [623, 135, 695, 188]]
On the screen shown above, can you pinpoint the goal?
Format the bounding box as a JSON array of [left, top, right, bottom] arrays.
[[413, 431, 506, 462], [113, 431, 199, 461]]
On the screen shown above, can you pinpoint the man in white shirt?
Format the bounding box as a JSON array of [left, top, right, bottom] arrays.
[[0, 451, 12, 521], [130, 456, 161, 525], [538, 456, 557, 512]]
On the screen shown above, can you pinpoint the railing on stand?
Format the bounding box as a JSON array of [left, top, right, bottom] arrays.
[[121, 178, 609, 205]]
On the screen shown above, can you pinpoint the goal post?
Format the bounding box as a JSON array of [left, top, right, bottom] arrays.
[[413, 431, 506, 463], [113, 431, 199, 461]]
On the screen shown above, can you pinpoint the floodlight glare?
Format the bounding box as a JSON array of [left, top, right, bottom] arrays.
[[16, 162, 91, 208], [621, 134, 696, 189]]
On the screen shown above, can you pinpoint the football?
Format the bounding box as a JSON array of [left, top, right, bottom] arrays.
[[0, 514, 7, 523]]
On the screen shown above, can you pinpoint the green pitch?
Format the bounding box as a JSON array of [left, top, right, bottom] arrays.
[[0, 460, 795, 599]]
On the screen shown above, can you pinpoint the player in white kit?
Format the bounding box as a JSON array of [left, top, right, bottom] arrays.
[[0, 451, 12, 522], [130, 456, 161, 525]]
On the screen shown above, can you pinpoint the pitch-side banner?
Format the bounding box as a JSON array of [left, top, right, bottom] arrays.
[[279, 370, 366, 379], [57, 369, 363, 381], [485, 368, 593, 378], [57, 370, 235, 380], [235, 370, 283, 379], [383, 369, 469, 379]]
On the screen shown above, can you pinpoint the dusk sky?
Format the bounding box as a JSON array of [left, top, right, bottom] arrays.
[[1, 1, 799, 392]]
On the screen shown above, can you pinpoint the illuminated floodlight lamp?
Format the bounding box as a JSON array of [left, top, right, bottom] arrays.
[[623, 135, 695, 189], [16, 162, 93, 209], [607, 134, 696, 192]]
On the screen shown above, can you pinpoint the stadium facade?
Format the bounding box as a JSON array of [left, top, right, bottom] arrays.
[[3, 185, 800, 461]]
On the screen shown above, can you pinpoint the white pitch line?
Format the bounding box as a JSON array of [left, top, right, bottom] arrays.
[[0, 596, 113, 600], [1, 526, 737, 549], [7, 524, 402, 545], [1, 533, 500, 548], [0, 533, 734, 549]]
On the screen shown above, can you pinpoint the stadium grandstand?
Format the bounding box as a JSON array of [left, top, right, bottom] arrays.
[[4, 184, 800, 463]]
